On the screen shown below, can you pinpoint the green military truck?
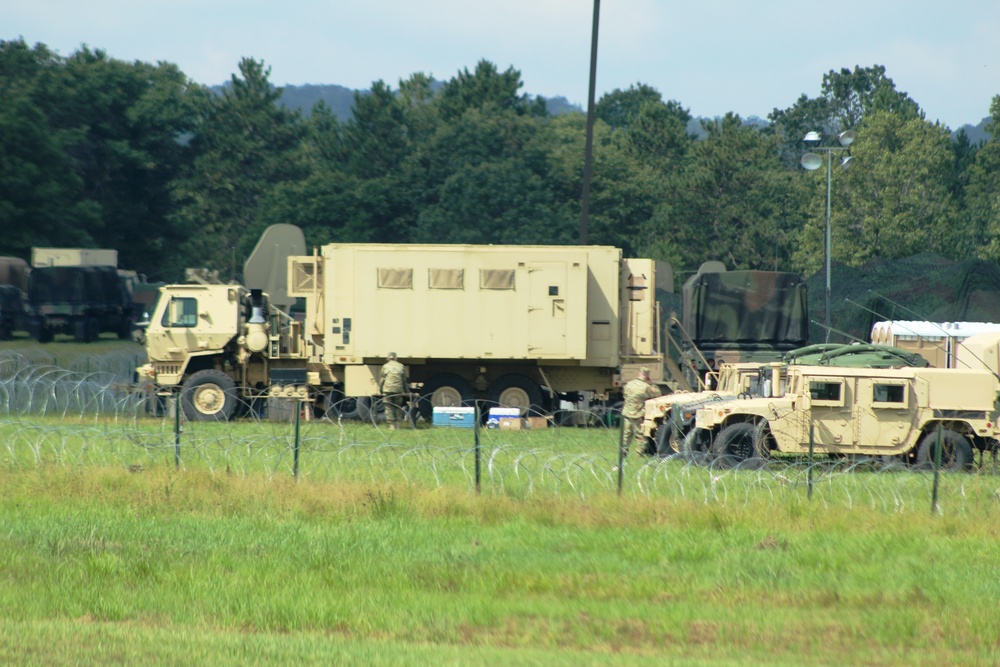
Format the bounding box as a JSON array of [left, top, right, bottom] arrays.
[[690, 363, 1000, 469], [672, 264, 809, 390]]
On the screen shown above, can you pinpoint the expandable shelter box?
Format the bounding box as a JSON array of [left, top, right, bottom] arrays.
[[287, 244, 659, 370], [870, 321, 1000, 369], [31, 248, 118, 268]]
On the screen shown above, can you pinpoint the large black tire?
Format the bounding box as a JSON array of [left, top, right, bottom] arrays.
[[417, 373, 475, 422], [85, 316, 100, 343], [116, 317, 133, 340], [487, 374, 544, 415], [30, 317, 53, 343], [336, 395, 375, 421], [681, 427, 711, 463], [181, 369, 238, 421], [655, 420, 679, 457], [711, 422, 763, 468], [916, 429, 973, 471]]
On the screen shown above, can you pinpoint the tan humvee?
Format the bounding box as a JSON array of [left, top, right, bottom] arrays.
[[691, 364, 1000, 469], [641, 362, 765, 455]]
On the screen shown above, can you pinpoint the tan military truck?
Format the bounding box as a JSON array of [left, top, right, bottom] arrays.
[[139, 243, 670, 421], [690, 364, 1000, 469]]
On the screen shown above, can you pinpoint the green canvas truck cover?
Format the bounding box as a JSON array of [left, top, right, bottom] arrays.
[[681, 270, 808, 350]]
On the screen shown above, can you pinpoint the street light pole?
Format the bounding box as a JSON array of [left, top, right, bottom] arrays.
[[801, 130, 856, 341], [824, 149, 832, 339]]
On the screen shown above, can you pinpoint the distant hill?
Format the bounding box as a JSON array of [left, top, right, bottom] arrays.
[[955, 117, 992, 145], [256, 83, 583, 122], [213, 83, 992, 142]]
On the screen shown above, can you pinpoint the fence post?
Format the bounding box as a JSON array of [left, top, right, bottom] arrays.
[[474, 401, 482, 494], [808, 421, 814, 500], [173, 390, 181, 468], [931, 423, 942, 514], [293, 398, 301, 478], [616, 408, 625, 496]]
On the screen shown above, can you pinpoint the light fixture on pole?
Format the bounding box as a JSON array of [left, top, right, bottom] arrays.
[[800, 130, 856, 341]]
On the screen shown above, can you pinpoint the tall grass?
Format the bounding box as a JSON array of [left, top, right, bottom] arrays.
[[1, 464, 999, 665]]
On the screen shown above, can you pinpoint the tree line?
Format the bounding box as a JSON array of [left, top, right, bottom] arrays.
[[1, 38, 998, 285]]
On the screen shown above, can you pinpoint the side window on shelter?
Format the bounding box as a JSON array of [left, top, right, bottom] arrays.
[[162, 297, 198, 328]]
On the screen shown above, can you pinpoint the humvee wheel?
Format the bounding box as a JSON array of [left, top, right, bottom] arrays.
[[712, 422, 767, 468], [181, 370, 237, 421], [681, 427, 711, 464], [655, 421, 680, 457], [418, 373, 474, 421], [916, 429, 973, 471]]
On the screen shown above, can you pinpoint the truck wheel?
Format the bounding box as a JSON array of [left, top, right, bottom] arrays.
[[181, 370, 238, 421], [655, 421, 679, 457], [30, 317, 52, 343], [326, 392, 374, 421], [681, 428, 710, 463], [117, 317, 132, 340], [711, 422, 762, 468], [0, 322, 11, 341], [487, 374, 543, 415], [417, 373, 474, 422], [85, 316, 100, 343], [916, 429, 973, 471]]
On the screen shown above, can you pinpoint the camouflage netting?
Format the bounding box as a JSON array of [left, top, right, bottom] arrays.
[[811, 254, 1000, 344]]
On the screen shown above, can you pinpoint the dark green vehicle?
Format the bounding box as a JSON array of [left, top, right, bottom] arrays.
[[28, 266, 136, 342], [675, 268, 810, 390], [0, 284, 27, 340]]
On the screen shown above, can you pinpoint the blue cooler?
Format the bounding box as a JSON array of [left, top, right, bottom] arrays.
[[432, 406, 476, 428]]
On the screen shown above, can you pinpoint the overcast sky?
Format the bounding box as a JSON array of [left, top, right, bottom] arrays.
[[6, 1, 998, 129]]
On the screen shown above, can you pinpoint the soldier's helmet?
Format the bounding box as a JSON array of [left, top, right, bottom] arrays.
[[640, 366, 650, 376], [388, 352, 397, 360]]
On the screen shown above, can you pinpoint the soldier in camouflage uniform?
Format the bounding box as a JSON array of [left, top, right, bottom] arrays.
[[621, 366, 661, 458], [379, 352, 409, 429]]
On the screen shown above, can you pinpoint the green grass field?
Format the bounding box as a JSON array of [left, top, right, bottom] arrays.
[[3, 338, 1000, 664], [2, 463, 999, 666]]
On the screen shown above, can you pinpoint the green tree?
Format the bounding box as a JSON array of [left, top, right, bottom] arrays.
[[654, 114, 806, 274], [0, 40, 98, 255], [436, 60, 544, 121], [54, 47, 206, 276], [408, 104, 572, 244], [769, 65, 922, 168], [798, 111, 961, 272], [172, 58, 307, 278], [595, 83, 664, 129], [966, 95, 1000, 260]]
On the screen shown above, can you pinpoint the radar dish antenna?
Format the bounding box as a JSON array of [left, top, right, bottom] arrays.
[[243, 224, 306, 312]]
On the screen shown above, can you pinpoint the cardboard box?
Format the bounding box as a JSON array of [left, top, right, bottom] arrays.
[[498, 417, 523, 430], [432, 406, 475, 428], [526, 416, 548, 429]]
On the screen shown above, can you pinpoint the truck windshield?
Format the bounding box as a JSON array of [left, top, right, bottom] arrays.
[[162, 297, 199, 328]]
